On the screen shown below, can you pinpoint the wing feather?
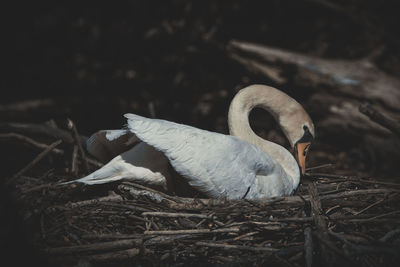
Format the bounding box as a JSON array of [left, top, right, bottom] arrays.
[[124, 113, 280, 199]]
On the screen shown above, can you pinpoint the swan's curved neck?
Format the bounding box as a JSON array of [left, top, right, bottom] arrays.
[[228, 85, 302, 185]]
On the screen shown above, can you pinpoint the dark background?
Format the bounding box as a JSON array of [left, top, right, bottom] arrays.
[[4, 0, 399, 133], [1, 0, 399, 266]]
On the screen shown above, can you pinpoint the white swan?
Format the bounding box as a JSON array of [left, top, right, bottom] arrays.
[[66, 85, 314, 199]]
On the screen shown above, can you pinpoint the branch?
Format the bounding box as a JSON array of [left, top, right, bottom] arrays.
[[308, 182, 337, 266], [359, 103, 400, 137], [45, 239, 142, 255], [67, 119, 89, 173]]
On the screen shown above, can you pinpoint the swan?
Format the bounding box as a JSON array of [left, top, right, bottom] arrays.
[[65, 85, 314, 199]]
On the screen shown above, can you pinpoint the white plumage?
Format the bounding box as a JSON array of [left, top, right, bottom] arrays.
[[64, 85, 315, 200], [124, 113, 293, 198]]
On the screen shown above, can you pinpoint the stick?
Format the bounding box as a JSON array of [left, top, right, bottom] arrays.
[[359, 103, 400, 137], [82, 234, 143, 240], [195, 241, 278, 252], [144, 234, 192, 246], [144, 227, 240, 235], [8, 139, 62, 183], [306, 163, 334, 171], [354, 198, 385, 215], [233, 231, 258, 241], [45, 239, 142, 255], [345, 210, 400, 223], [71, 145, 79, 176], [0, 133, 64, 155], [304, 227, 313, 267], [67, 119, 89, 173], [308, 182, 336, 266], [142, 211, 214, 219], [308, 173, 400, 187], [66, 192, 123, 208]]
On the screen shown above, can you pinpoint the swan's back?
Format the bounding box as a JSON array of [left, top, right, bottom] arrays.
[[124, 114, 293, 199]]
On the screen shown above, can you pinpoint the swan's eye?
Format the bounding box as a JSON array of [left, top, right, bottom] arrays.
[[303, 144, 311, 156]]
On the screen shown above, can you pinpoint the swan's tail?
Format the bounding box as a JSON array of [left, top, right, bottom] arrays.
[[59, 161, 125, 185]]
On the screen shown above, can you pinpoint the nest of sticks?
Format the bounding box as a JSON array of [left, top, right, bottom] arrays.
[[2, 121, 400, 267]]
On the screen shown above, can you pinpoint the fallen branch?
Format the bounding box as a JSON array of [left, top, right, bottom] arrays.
[[359, 103, 400, 137]]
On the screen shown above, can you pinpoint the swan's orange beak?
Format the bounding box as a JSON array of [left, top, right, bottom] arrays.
[[295, 142, 311, 175]]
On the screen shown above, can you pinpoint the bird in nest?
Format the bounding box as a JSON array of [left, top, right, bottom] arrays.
[[63, 85, 314, 200]]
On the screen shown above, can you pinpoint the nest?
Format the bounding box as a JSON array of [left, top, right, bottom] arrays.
[[2, 123, 400, 267]]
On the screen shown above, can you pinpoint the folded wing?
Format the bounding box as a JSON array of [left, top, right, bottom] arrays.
[[124, 113, 279, 199]]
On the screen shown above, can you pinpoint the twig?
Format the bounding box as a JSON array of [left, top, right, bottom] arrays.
[[359, 103, 400, 137], [82, 234, 143, 240], [0, 133, 64, 155], [195, 241, 278, 252], [308, 173, 400, 187], [346, 210, 400, 223], [142, 211, 213, 219], [308, 182, 336, 266], [67, 119, 89, 173], [144, 234, 192, 246], [8, 139, 62, 183], [45, 239, 142, 255], [306, 163, 334, 171], [354, 198, 385, 215], [144, 227, 240, 235], [233, 231, 258, 241], [66, 192, 123, 208], [71, 145, 79, 176], [304, 227, 313, 267]]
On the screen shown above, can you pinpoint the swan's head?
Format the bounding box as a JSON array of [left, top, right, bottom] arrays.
[[293, 125, 314, 175], [228, 84, 315, 176], [274, 94, 314, 176]]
